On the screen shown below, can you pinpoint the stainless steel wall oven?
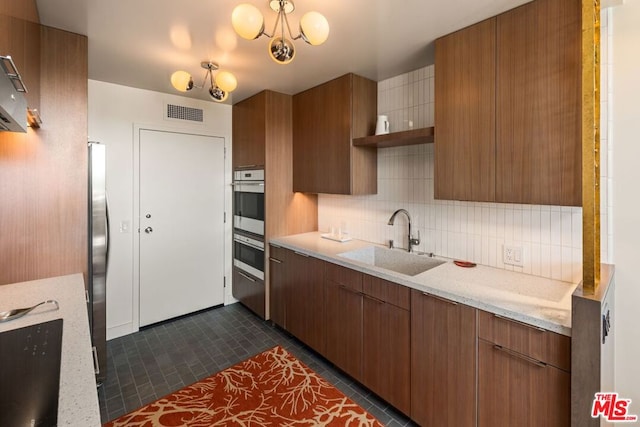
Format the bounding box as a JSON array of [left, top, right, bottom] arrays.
[[232, 169, 264, 236]]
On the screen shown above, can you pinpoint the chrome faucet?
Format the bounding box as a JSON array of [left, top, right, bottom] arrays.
[[387, 209, 420, 252]]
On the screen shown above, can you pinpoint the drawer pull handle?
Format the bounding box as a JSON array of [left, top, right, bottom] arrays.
[[238, 271, 257, 282], [494, 314, 546, 332], [269, 257, 283, 264], [422, 292, 458, 306], [293, 251, 310, 258], [493, 344, 547, 368], [338, 284, 363, 296], [363, 293, 385, 304]]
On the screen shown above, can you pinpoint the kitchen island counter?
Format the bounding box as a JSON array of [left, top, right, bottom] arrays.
[[271, 232, 577, 336], [0, 273, 101, 426]]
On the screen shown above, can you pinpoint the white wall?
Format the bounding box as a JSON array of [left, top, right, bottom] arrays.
[[88, 80, 233, 340], [612, 0, 640, 406]]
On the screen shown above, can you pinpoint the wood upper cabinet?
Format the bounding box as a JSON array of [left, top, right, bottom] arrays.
[[324, 263, 364, 381], [495, 0, 581, 206], [362, 275, 411, 416], [434, 0, 581, 206], [434, 18, 496, 202], [478, 311, 571, 426], [411, 290, 477, 427], [292, 73, 377, 195], [232, 91, 266, 169]]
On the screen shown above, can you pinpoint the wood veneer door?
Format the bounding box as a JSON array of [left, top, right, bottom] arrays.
[[232, 91, 266, 169], [496, 0, 581, 206], [362, 294, 410, 415], [478, 339, 571, 427], [434, 18, 496, 202], [324, 281, 363, 380], [268, 245, 288, 328], [286, 251, 325, 353], [293, 74, 352, 194], [411, 290, 477, 427]]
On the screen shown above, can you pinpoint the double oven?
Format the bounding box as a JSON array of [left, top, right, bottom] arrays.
[[232, 169, 266, 317]]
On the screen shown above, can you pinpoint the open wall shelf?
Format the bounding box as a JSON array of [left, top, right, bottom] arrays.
[[353, 127, 434, 148]]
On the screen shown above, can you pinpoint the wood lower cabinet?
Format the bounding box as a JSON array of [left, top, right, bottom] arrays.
[[232, 268, 265, 318], [478, 339, 570, 427], [324, 263, 364, 381], [286, 250, 325, 354], [268, 248, 572, 426], [268, 245, 288, 328], [477, 310, 571, 426], [411, 290, 477, 427], [362, 275, 411, 416], [292, 73, 377, 195]]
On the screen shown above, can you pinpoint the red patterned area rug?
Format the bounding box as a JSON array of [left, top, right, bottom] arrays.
[[104, 345, 383, 426]]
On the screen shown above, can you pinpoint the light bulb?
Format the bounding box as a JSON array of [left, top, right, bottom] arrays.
[[269, 37, 296, 64], [170, 70, 193, 92], [232, 4, 265, 40], [299, 11, 329, 46], [215, 71, 237, 93]]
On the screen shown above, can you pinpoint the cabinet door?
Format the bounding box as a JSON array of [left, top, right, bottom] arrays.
[[268, 245, 288, 328], [287, 251, 325, 353], [324, 263, 363, 380], [434, 18, 496, 202], [232, 268, 265, 318], [292, 74, 377, 195], [496, 0, 581, 206], [478, 339, 570, 427], [232, 91, 266, 169], [293, 74, 352, 194], [411, 290, 477, 427], [362, 276, 410, 415]]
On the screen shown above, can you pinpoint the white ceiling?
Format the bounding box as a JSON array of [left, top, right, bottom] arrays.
[[35, 0, 530, 104]]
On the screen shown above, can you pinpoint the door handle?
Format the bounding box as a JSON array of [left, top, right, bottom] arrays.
[[144, 227, 153, 234]]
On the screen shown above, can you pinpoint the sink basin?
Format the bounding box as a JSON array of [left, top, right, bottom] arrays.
[[338, 246, 445, 276]]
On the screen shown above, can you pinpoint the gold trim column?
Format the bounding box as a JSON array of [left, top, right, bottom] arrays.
[[581, 0, 601, 294]]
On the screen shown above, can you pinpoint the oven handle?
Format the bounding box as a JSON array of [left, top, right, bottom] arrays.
[[233, 237, 265, 251], [231, 182, 264, 187], [237, 271, 257, 282]]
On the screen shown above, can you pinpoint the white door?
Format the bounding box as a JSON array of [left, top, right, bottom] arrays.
[[139, 129, 225, 326]]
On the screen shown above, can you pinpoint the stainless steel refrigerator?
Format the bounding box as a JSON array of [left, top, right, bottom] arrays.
[[88, 141, 108, 385]]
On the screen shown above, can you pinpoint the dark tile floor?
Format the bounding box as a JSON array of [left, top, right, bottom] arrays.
[[98, 303, 416, 426]]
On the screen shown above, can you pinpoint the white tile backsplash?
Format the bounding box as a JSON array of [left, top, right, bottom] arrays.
[[319, 21, 613, 282]]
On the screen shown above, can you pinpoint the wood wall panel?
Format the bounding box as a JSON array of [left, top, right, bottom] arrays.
[[0, 25, 88, 285]]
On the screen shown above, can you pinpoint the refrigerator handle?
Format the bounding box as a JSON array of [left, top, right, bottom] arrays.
[[105, 192, 110, 271]]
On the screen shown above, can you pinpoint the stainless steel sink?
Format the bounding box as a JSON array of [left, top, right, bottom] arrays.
[[338, 246, 445, 276]]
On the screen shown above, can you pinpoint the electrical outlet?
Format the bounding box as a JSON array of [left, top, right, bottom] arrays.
[[503, 245, 524, 267]]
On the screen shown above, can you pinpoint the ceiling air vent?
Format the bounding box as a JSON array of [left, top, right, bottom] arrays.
[[166, 104, 204, 123]]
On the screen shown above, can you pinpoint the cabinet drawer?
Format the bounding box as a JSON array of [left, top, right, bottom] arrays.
[[478, 310, 570, 371], [363, 275, 410, 310], [325, 262, 363, 292]]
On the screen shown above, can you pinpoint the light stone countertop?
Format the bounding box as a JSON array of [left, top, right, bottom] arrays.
[[270, 232, 578, 336], [0, 273, 101, 426]]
